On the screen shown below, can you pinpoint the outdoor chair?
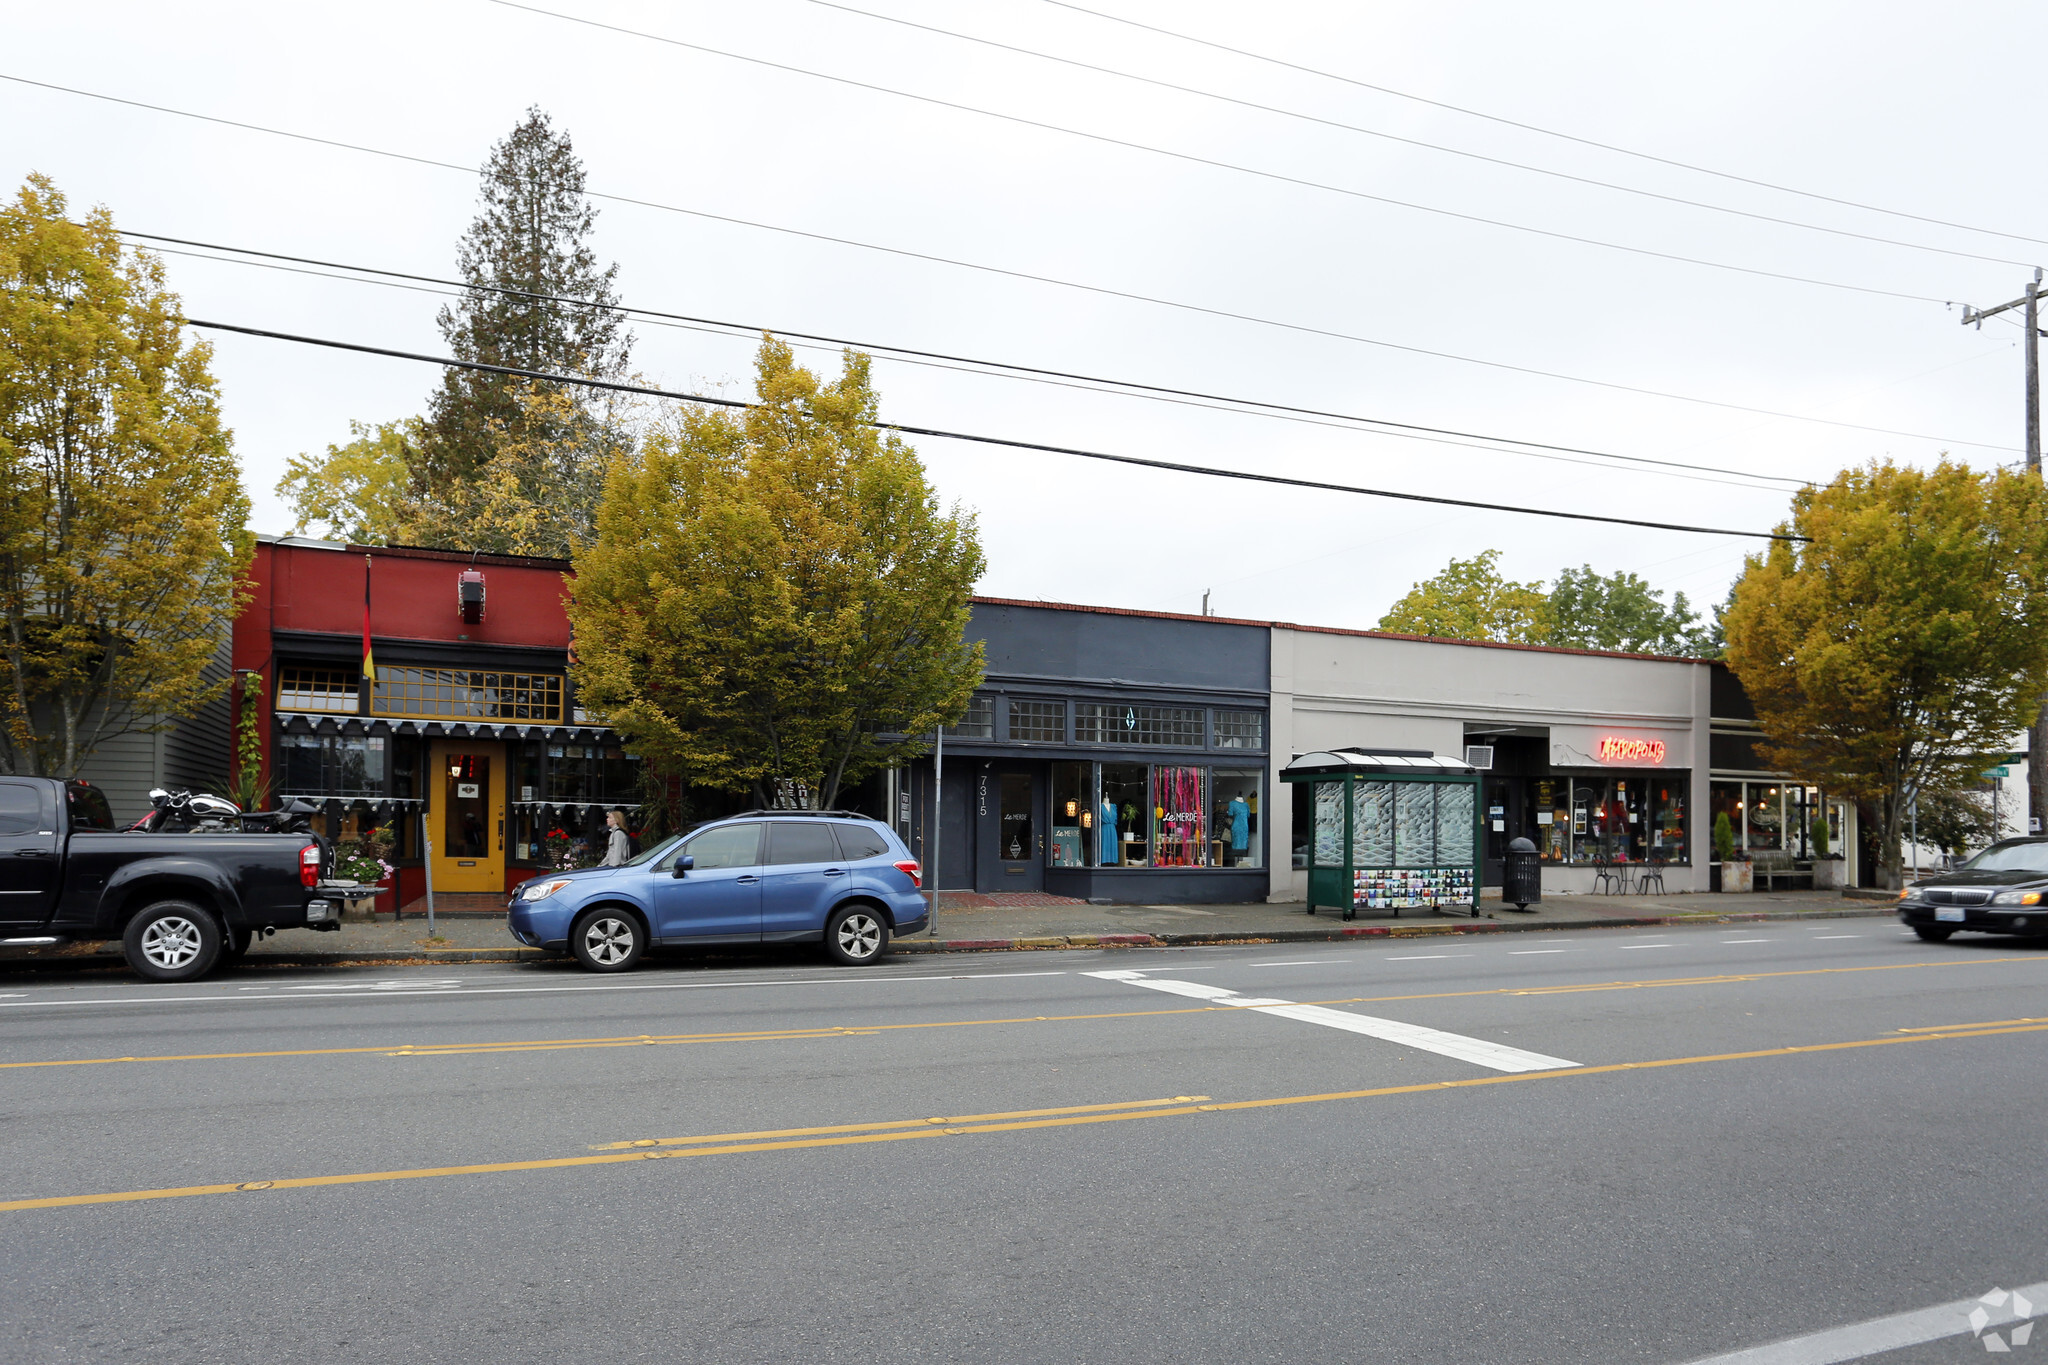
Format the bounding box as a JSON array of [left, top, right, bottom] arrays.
[[1635, 856, 1667, 896]]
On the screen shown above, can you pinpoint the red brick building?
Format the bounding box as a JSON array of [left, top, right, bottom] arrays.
[[233, 534, 640, 907]]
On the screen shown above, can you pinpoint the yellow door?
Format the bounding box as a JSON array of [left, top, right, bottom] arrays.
[[430, 740, 505, 893]]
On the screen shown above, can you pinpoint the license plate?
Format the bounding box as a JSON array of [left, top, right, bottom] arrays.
[[1936, 907, 1965, 923]]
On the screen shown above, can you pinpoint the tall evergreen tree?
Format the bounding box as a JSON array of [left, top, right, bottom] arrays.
[[413, 108, 631, 550]]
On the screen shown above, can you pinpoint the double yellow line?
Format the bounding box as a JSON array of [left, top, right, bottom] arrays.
[[6, 1017, 2047, 1215]]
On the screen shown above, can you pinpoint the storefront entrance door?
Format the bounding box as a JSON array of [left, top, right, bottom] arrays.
[[430, 740, 505, 893], [987, 767, 1044, 893], [1482, 777, 1526, 887]]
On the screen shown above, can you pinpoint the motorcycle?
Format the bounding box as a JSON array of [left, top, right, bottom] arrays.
[[130, 788, 321, 835]]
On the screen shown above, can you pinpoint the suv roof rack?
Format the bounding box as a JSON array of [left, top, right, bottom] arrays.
[[740, 809, 872, 819]]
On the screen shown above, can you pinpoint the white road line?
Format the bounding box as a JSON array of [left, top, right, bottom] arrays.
[[1385, 954, 1469, 961], [1813, 935, 1861, 940], [1620, 944, 1674, 950], [1680, 1279, 2045, 1364], [1247, 959, 1337, 967], [1509, 950, 1567, 955], [1721, 939, 1773, 944], [1082, 970, 1578, 1073]]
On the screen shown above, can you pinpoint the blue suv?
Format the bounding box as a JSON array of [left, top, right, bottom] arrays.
[[505, 812, 928, 971]]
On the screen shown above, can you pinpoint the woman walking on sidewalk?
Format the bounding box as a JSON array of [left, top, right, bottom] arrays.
[[601, 810, 631, 867]]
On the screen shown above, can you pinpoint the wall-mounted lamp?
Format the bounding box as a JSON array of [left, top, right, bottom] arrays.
[[458, 568, 486, 625], [1065, 800, 1077, 817]]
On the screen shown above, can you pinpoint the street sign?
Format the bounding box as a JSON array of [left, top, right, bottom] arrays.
[[1985, 766, 2011, 778]]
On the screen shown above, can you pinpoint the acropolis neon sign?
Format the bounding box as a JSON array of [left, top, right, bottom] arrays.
[[1596, 736, 1667, 764]]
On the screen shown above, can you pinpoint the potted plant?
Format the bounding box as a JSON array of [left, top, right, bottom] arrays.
[[1809, 813, 1842, 889], [331, 827, 394, 918], [1714, 812, 1752, 893]]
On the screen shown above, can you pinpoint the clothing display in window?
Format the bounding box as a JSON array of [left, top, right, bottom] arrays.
[[1100, 798, 1118, 865], [1227, 796, 1249, 852]]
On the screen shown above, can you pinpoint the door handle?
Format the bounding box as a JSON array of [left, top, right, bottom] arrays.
[[823, 867, 846, 877], [736, 875, 760, 884], [15, 848, 51, 857]]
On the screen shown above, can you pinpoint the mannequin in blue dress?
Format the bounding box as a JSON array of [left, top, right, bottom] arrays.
[[1100, 797, 1119, 865], [1227, 795, 1250, 863]]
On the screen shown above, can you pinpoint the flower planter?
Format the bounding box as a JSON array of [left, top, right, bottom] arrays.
[[1720, 860, 1754, 893], [1812, 858, 1843, 890]]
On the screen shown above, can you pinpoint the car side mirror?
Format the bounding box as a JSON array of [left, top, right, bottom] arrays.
[[671, 855, 694, 878]]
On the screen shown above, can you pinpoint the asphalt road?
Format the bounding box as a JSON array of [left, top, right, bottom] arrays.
[[2, 918, 2043, 1364]]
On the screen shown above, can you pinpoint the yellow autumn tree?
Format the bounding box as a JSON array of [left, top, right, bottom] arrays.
[[1725, 459, 2048, 887], [0, 174, 250, 777], [569, 337, 984, 808]]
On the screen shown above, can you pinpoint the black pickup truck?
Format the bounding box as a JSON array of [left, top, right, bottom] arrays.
[[0, 776, 338, 981]]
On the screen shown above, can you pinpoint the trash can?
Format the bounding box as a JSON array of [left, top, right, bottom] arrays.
[[1502, 836, 1541, 911]]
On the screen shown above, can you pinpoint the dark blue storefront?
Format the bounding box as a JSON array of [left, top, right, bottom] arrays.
[[895, 598, 1271, 905]]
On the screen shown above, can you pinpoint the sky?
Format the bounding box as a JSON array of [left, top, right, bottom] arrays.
[[7, 0, 2046, 632]]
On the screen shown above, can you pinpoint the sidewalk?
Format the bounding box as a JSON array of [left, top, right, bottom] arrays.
[[0, 887, 1899, 973]]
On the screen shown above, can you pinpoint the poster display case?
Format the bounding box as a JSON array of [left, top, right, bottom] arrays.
[[1282, 749, 1484, 920]]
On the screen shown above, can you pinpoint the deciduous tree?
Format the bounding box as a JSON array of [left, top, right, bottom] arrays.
[[569, 337, 984, 809], [0, 175, 249, 777], [1377, 549, 1551, 643], [1545, 564, 1708, 655], [275, 418, 415, 545], [1724, 459, 2048, 887]]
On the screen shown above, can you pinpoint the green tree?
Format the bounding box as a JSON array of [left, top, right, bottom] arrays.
[[569, 337, 985, 809], [1908, 783, 1997, 863], [1724, 459, 2048, 888], [416, 107, 631, 546], [1377, 549, 1551, 643], [0, 175, 249, 777], [1545, 564, 1708, 655], [275, 418, 416, 544]]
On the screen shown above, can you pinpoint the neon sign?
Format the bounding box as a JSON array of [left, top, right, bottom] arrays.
[[1596, 736, 1666, 764]]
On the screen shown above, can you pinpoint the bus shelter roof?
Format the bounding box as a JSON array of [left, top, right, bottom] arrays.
[[1280, 749, 1480, 780]]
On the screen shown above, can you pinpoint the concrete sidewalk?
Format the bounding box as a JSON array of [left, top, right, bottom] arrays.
[[0, 887, 1898, 974]]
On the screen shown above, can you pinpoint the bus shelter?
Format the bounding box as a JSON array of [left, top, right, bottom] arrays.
[[1282, 749, 1483, 920]]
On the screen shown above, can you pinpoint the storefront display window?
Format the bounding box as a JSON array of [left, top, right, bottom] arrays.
[[1151, 766, 1206, 867], [1050, 761, 1094, 867], [1210, 770, 1262, 868], [1533, 778, 1569, 862], [279, 733, 386, 797], [546, 743, 640, 804], [1747, 785, 1785, 850], [1650, 782, 1687, 860], [1100, 763, 1148, 867]]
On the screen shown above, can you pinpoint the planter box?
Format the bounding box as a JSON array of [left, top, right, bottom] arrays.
[[1812, 858, 1843, 890], [1720, 860, 1754, 893]]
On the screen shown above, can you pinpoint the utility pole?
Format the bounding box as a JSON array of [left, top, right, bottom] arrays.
[[1962, 267, 2046, 835]]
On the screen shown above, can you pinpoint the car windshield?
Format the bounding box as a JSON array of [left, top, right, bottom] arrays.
[[1961, 843, 2048, 874], [621, 834, 683, 869]]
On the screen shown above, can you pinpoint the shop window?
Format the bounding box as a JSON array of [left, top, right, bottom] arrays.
[[1532, 778, 1569, 862], [1212, 710, 1264, 750], [371, 667, 562, 721], [1100, 763, 1148, 866], [546, 743, 641, 804], [1151, 766, 1206, 866], [1050, 761, 1095, 867], [1075, 704, 1203, 747], [1710, 781, 1744, 857], [1210, 770, 1262, 868], [277, 668, 360, 714], [945, 694, 994, 739], [1008, 699, 1066, 743], [278, 734, 386, 797], [1650, 782, 1687, 862], [1747, 785, 1785, 851]]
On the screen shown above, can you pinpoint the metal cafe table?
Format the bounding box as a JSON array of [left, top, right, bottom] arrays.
[[1282, 749, 1484, 920]]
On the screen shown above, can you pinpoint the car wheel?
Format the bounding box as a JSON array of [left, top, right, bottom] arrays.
[[824, 904, 890, 966], [571, 910, 645, 972], [1912, 925, 1955, 943], [222, 927, 253, 959], [123, 901, 223, 982]]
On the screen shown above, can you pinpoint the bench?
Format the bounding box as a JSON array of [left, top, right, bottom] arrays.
[[1750, 849, 1813, 891]]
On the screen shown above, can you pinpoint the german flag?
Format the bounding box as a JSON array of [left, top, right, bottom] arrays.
[[361, 554, 376, 684]]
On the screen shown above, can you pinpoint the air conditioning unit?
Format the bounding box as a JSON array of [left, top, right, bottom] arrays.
[[1464, 744, 1495, 770]]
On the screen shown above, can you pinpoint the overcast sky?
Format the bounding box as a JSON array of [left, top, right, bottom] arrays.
[[8, 1, 2046, 631]]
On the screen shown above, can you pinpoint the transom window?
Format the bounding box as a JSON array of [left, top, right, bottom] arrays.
[[1212, 709, 1264, 750], [278, 667, 361, 714], [1074, 703, 1204, 747], [1008, 699, 1066, 743], [944, 694, 994, 739], [371, 667, 563, 721]]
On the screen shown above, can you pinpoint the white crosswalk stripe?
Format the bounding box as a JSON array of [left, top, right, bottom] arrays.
[[1084, 970, 1579, 1073]]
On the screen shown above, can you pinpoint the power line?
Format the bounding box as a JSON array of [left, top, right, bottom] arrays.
[[483, 0, 1949, 304], [1040, 0, 2048, 252], [801, 0, 2037, 271], [180, 316, 1807, 542], [2, 73, 2014, 452], [125, 228, 1811, 490]]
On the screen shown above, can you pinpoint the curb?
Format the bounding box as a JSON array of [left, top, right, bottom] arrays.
[[889, 904, 1898, 954]]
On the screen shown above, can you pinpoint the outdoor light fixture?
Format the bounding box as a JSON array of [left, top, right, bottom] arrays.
[[458, 568, 485, 625], [1066, 800, 1077, 817]]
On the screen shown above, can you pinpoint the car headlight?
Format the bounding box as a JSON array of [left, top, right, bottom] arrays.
[[521, 879, 574, 901], [1898, 887, 1924, 902], [1992, 890, 2043, 906]]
